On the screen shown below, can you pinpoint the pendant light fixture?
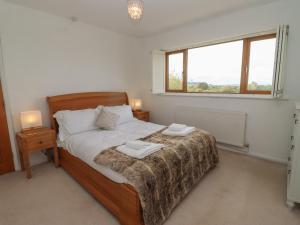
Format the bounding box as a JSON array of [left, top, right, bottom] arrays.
[[127, 0, 144, 21]]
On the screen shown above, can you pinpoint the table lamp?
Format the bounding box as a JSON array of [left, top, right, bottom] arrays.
[[130, 98, 142, 111], [20, 111, 42, 131]]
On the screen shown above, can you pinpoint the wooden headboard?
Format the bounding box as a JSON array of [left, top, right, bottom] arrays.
[[47, 92, 129, 133]]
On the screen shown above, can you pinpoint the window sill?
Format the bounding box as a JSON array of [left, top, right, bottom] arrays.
[[154, 92, 288, 100]]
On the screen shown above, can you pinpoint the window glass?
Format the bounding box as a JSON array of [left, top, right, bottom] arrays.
[[247, 38, 276, 92], [168, 53, 184, 90], [187, 41, 243, 93]]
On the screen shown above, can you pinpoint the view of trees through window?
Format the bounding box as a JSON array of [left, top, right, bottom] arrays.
[[168, 52, 184, 90], [166, 34, 276, 94], [247, 38, 276, 92], [187, 40, 242, 93]]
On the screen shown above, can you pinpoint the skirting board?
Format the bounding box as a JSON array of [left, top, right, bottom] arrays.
[[217, 143, 287, 165]]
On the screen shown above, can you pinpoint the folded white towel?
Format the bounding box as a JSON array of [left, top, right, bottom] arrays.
[[162, 126, 195, 136], [117, 143, 164, 159], [168, 123, 187, 132], [125, 140, 151, 150]]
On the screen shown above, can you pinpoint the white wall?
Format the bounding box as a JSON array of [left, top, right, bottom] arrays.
[[0, 0, 142, 168], [138, 0, 300, 163]]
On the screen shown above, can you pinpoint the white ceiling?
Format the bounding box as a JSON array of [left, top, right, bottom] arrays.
[[6, 0, 278, 37]]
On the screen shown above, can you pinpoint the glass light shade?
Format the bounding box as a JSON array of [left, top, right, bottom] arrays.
[[127, 0, 144, 20], [20, 111, 42, 130], [130, 99, 142, 110]]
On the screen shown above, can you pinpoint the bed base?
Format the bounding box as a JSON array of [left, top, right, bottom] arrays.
[[60, 148, 144, 225]]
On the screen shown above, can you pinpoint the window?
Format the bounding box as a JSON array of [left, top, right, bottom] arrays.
[[165, 34, 276, 94]]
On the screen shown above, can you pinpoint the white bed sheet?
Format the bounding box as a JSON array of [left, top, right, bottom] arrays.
[[60, 119, 165, 183]]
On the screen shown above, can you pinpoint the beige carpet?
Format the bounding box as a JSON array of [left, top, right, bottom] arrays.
[[0, 150, 299, 225]]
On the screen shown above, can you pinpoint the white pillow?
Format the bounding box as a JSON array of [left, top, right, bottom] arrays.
[[103, 105, 134, 125], [54, 114, 70, 142], [54, 107, 102, 141]]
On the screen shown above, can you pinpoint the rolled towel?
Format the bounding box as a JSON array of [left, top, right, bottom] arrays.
[[117, 143, 164, 159], [168, 123, 187, 132], [162, 126, 195, 136], [126, 140, 151, 150]]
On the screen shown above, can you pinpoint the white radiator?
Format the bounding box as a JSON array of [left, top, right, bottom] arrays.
[[174, 106, 247, 147]]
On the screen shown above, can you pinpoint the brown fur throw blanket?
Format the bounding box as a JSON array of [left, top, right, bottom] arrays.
[[94, 128, 219, 225]]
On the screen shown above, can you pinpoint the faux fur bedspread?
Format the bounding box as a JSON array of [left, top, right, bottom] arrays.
[[94, 129, 219, 225]]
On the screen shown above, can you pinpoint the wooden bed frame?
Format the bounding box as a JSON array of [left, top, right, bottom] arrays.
[[47, 92, 144, 225]]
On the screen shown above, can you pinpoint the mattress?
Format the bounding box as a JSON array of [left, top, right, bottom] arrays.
[[59, 119, 165, 183]]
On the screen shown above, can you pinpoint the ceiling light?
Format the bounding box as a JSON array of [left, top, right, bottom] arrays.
[[127, 0, 144, 21]]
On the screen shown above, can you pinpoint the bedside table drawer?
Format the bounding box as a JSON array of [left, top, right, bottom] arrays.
[[133, 111, 150, 122], [26, 134, 54, 151], [137, 114, 149, 122]]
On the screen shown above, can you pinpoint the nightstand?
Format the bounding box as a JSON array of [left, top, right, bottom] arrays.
[[16, 127, 59, 178], [133, 110, 150, 122]]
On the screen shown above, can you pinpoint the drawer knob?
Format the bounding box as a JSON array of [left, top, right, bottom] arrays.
[[39, 141, 43, 144]]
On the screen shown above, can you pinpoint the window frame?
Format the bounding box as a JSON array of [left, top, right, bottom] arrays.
[[165, 33, 276, 95], [165, 49, 188, 92]]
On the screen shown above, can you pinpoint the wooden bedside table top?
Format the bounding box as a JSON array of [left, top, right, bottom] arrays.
[[17, 127, 54, 138], [133, 110, 149, 114]]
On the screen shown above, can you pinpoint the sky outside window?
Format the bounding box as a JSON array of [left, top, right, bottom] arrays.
[[187, 41, 243, 87], [248, 38, 276, 90]]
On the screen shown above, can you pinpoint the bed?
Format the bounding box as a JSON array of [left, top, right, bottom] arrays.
[[47, 92, 219, 225]]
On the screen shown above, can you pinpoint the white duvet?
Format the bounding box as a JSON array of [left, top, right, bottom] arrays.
[[60, 119, 165, 183]]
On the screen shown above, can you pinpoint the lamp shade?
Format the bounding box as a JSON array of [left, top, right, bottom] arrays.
[[129, 98, 142, 110], [20, 111, 42, 130]]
